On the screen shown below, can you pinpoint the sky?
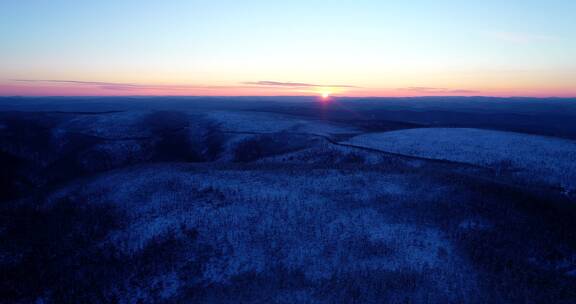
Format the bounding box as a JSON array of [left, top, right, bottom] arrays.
[[1, 0, 575, 97]]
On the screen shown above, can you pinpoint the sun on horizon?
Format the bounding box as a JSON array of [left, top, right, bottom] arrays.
[[0, 1, 575, 98]]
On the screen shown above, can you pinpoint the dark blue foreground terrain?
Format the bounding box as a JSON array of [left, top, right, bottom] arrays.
[[1, 97, 576, 303]]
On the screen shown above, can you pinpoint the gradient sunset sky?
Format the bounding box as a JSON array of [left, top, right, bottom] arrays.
[[1, 0, 575, 97]]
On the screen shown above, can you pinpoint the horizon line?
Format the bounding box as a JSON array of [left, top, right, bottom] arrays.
[[0, 95, 575, 99]]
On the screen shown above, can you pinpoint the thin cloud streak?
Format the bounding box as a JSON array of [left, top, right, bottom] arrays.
[[486, 31, 558, 44], [10, 79, 245, 91], [244, 81, 359, 88], [5, 79, 322, 96], [399, 87, 480, 94], [12, 79, 140, 87]]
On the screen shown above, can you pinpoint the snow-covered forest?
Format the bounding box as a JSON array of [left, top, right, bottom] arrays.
[[1, 97, 576, 303]]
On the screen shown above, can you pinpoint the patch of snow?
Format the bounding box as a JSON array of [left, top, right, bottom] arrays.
[[54, 111, 153, 139], [205, 111, 358, 135], [458, 219, 493, 231], [346, 128, 576, 192]]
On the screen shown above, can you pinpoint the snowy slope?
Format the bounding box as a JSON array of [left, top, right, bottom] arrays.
[[205, 110, 358, 135], [346, 128, 576, 192]]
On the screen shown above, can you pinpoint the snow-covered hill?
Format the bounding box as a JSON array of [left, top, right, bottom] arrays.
[[346, 128, 576, 193]]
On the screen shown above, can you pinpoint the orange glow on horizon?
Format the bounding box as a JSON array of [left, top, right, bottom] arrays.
[[1, 82, 575, 98]]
